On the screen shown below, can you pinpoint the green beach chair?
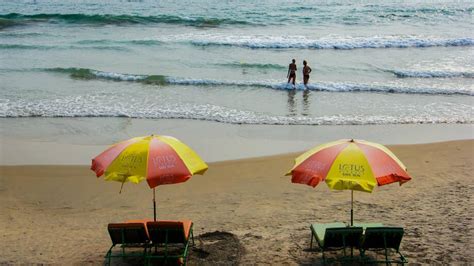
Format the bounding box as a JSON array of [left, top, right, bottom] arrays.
[[105, 223, 150, 265], [360, 227, 407, 265], [146, 220, 194, 266], [352, 222, 384, 230], [310, 223, 363, 263]]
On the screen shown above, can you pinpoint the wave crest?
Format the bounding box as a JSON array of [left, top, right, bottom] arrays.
[[186, 35, 474, 49], [390, 70, 474, 78], [0, 13, 253, 27], [1, 97, 472, 125], [43, 67, 473, 96]]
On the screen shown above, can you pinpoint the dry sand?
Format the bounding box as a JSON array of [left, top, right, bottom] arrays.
[[0, 140, 473, 265]]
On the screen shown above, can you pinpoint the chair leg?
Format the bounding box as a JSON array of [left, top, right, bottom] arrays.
[[105, 252, 110, 266], [398, 251, 407, 265], [310, 233, 313, 249], [105, 245, 114, 266], [383, 235, 389, 266]]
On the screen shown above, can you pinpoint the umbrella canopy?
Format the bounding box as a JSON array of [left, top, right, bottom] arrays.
[[286, 139, 411, 224], [91, 135, 208, 188], [91, 135, 208, 220]]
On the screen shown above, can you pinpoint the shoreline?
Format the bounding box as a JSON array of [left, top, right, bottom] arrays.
[[2, 138, 472, 167], [1, 117, 473, 165]]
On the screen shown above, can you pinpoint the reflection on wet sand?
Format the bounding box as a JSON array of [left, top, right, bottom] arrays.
[[287, 90, 296, 116], [303, 89, 310, 116], [287, 89, 311, 116]]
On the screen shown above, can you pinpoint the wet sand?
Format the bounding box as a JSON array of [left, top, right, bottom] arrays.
[[1, 117, 473, 165]]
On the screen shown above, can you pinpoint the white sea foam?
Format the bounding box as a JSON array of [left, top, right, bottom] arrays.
[[1, 96, 472, 125], [91, 70, 147, 81], [176, 34, 474, 49], [72, 69, 474, 96], [391, 70, 474, 78], [4, 35, 471, 51]]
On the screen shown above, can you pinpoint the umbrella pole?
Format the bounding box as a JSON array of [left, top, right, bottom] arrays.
[[153, 188, 156, 222], [351, 190, 353, 226]]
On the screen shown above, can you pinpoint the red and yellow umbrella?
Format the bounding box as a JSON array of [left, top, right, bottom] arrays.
[[91, 135, 208, 220], [287, 139, 411, 225]]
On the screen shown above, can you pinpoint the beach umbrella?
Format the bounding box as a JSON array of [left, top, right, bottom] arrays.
[[286, 139, 411, 225], [91, 135, 208, 221]]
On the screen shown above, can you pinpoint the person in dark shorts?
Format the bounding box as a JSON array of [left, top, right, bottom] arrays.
[[287, 59, 297, 87], [302, 60, 312, 89]]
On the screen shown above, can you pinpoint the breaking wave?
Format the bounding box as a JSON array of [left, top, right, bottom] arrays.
[[3, 35, 472, 52], [44, 67, 474, 95], [390, 70, 474, 78], [187, 35, 474, 49], [0, 13, 254, 27], [1, 97, 472, 125], [0, 5, 471, 28]]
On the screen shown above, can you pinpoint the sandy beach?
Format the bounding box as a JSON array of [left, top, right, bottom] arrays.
[[2, 1, 473, 265], [1, 139, 472, 264]]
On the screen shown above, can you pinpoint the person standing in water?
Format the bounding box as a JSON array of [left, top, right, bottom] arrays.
[[287, 59, 297, 87], [302, 60, 312, 89]]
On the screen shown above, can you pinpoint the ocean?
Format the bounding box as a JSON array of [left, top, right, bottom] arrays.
[[1, 0, 473, 126]]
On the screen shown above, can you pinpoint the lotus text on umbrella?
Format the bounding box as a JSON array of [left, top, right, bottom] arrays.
[[339, 164, 365, 177]]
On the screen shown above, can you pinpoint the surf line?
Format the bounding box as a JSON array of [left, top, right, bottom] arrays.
[[43, 67, 474, 96]]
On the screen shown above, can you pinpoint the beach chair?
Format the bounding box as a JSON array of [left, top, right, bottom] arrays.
[[310, 223, 363, 264], [105, 223, 150, 265], [352, 222, 384, 229], [146, 220, 194, 266], [360, 227, 407, 265]]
